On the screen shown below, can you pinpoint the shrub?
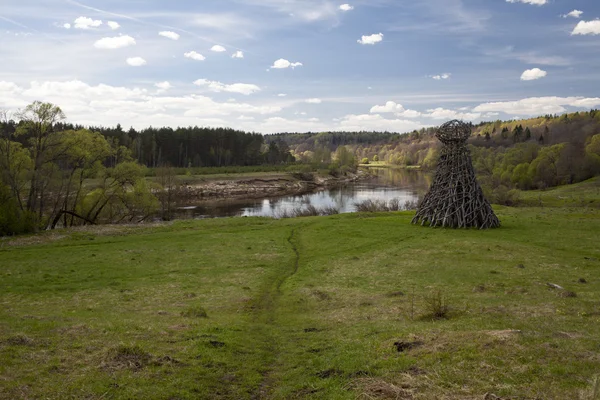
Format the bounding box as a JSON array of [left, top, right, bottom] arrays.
[[0, 185, 37, 236], [422, 289, 450, 320]]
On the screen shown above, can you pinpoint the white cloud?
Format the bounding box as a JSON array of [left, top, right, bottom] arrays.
[[357, 33, 383, 45], [369, 101, 422, 118], [473, 96, 600, 116], [305, 98, 322, 104], [370, 101, 404, 113], [562, 10, 583, 19], [400, 109, 422, 118], [520, 68, 547, 81], [63, 23, 71, 29], [184, 51, 206, 61], [74, 16, 103, 29], [194, 79, 261, 95], [572, 20, 600, 35], [431, 73, 451, 80], [505, 0, 547, 5], [107, 21, 120, 30], [155, 81, 172, 91], [94, 35, 136, 49], [425, 108, 481, 120], [159, 31, 180, 40], [339, 4, 354, 11], [277, 93, 287, 97], [232, 51, 244, 59], [211, 45, 227, 52], [0, 80, 282, 130], [126, 57, 146, 67], [270, 59, 303, 69]]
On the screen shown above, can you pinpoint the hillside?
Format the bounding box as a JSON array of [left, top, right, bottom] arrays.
[[272, 110, 600, 202]]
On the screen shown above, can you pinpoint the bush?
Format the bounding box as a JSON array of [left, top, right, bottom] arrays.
[[0, 185, 37, 236], [423, 289, 450, 320]]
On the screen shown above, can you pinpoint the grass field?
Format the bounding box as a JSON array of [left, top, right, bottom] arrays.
[[1, 207, 600, 399]]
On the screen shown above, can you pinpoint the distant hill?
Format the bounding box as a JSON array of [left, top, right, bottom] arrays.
[[270, 110, 600, 203]]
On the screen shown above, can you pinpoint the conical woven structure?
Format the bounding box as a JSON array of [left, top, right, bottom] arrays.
[[412, 120, 500, 229]]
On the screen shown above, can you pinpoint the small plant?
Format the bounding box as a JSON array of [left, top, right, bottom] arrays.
[[181, 306, 208, 318], [108, 345, 152, 370], [423, 289, 450, 320]]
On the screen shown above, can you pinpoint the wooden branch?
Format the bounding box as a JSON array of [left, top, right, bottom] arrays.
[[412, 120, 500, 229]]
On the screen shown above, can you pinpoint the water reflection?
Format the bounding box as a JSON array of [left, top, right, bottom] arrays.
[[174, 167, 431, 219]]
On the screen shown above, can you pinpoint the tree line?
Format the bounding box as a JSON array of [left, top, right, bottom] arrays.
[[0, 101, 295, 235]]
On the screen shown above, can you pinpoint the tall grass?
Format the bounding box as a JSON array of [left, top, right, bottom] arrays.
[[354, 198, 419, 212], [276, 205, 340, 218]]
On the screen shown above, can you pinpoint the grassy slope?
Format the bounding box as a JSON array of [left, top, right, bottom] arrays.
[[1, 208, 599, 399], [519, 176, 600, 207]]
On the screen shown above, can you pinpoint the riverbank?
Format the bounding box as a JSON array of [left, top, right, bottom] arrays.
[[171, 169, 372, 203], [1, 207, 599, 399]]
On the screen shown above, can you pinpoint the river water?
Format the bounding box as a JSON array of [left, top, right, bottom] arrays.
[[175, 168, 431, 219]]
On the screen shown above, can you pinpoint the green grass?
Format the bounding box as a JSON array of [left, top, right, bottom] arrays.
[[1, 208, 600, 399], [519, 176, 600, 207]]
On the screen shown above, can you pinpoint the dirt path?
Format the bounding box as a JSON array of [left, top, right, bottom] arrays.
[[249, 226, 304, 399]]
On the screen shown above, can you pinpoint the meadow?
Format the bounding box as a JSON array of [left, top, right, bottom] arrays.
[[1, 204, 599, 399]]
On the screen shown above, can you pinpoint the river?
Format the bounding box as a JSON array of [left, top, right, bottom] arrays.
[[173, 168, 431, 219]]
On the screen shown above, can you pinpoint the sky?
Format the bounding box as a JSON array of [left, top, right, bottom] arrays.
[[0, 0, 599, 134]]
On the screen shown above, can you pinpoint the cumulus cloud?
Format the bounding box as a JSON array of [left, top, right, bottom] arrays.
[[232, 51, 244, 59], [562, 10, 583, 18], [94, 35, 136, 49], [305, 98, 322, 104], [194, 79, 261, 95], [339, 4, 354, 11], [473, 96, 600, 116], [211, 45, 227, 52], [107, 21, 120, 30], [0, 80, 282, 130], [277, 93, 287, 97], [521, 68, 547, 81], [431, 73, 451, 80], [159, 31, 180, 40], [184, 51, 206, 61], [270, 59, 303, 69], [74, 16, 103, 29], [357, 33, 383, 45], [425, 108, 480, 120], [571, 20, 600, 35], [370, 101, 404, 113], [370, 101, 422, 118], [126, 57, 146, 67], [63, 23, 71, 29], [505, 0, 547, 5], [401, 109, 422, 118], [155, 81, 172, 91]]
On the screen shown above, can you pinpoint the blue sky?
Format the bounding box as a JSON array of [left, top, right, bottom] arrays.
[[1, 0, 599, 133]]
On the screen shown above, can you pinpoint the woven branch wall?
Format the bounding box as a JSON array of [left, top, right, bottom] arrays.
[[412, 120, 500, 229]]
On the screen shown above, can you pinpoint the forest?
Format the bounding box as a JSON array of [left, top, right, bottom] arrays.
[[2, 101, 600, 235]]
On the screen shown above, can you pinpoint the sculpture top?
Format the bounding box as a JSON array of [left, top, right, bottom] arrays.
[[435, 119, 471, 144]]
